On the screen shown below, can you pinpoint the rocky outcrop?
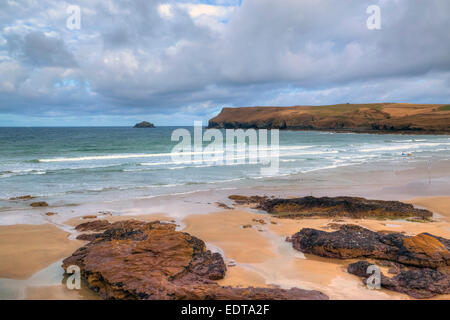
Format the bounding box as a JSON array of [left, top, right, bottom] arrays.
[[229, 195, 432, 220], [133, 121, 155, 128], [208, 103, 450, 134], [291, 225, 450, 298], [290, 225, 450, 268], [348, 261, 450, 299], [64, 220, 328, 300]]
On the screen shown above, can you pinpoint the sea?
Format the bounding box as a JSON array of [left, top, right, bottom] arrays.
[[1, 127, 450, 213]]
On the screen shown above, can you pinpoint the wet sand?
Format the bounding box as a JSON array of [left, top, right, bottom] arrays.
[[0, 224, 83, 279]]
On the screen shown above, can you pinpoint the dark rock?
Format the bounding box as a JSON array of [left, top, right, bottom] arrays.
[[291, 225, 450, 268], [256, 196, 431, 219], [133, 121, 155, 128], [76, 233, 102, 241], [228, 195, 268, 205], [63, 220, 328, 300], [348, 260, 450, 299], [215, 202, 233, 210], [81, 215, 97, 219], [9, 195, 35, 200], [30, 201, 48, 207]]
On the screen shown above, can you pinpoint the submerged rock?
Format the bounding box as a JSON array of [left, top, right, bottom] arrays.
[[291, 225, 450, 268], [64, 220, 328, 300], [229, 195, 432, 220], [348, 261, 450, 299]]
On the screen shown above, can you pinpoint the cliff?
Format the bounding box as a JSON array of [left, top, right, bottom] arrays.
[[208, 103, 450, 134]]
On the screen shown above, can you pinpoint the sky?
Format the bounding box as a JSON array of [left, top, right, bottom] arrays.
[[0, 0, 449, 126]]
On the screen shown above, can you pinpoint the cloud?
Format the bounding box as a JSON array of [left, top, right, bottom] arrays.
[[0, 0, 449, 126], [6, 31, 78, 67]]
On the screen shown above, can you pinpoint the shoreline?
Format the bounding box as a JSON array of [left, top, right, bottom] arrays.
[[0, 159, 449, 300], [0, 194, 449, 300]]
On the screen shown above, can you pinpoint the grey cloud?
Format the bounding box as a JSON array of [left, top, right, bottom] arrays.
[[6, 31, 78, 68], [0, 0, 449, 124]]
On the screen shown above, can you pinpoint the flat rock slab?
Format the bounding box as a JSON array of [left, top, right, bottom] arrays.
[[290, 225, 450, 268], [229, 195, 432, 220]]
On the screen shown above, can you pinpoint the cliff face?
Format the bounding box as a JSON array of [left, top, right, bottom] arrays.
[[208, 103, 450, 134]]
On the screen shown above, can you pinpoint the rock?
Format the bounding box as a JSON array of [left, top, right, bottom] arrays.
[[291, 225, 450, 268], [133, 121, 155, 128], [82, 215, 97, 220], [252, 219, 266, 225], [75, 220, 110, 232], [30, 201, 48, 207], [9, 195, 35, 200], [215, 202, 233, 210], [228, 195, 268, 205], [242, 224, 252, 229], [348, 261, 450, 299], [228, 195, 432, 220], [76, 233, 101, 241], [45, 212, 57, 216], [258, 196, 432, 220], [63, 220, 328, 300]]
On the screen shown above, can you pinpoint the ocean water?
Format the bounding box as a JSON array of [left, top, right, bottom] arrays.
[[1, 127, 450, 210]]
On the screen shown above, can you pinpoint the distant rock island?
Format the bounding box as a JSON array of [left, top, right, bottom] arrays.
[[208, 103, 450, 134], [133, 121, 155, 128]]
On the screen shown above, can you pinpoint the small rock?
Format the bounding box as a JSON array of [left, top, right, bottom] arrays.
[[30, 201, 48, 207], [252, 218, 266, 225], [9, 195, 35, 201], [82, 215, 97, 219], [215, 202, 233, 210], [45, 212, 57, 216]]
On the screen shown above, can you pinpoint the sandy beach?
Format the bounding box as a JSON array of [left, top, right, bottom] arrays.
[[1, 160, 450, 300]]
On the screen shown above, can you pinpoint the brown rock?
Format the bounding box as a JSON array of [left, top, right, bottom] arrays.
[[81, 215, 97, 220], [75, 220, 110, 232], [9, 195, 35, 201], [76, 233, 101, 241], [45, 212, 57, 216], [291, 225, 450, 268], [252, 219, 266, 225], [215, 202, 233, 210], [228, 195, 432, 220], [63, 220, 328, 300], [30, 201, 48, 207], [228, 195, 268, 205]]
